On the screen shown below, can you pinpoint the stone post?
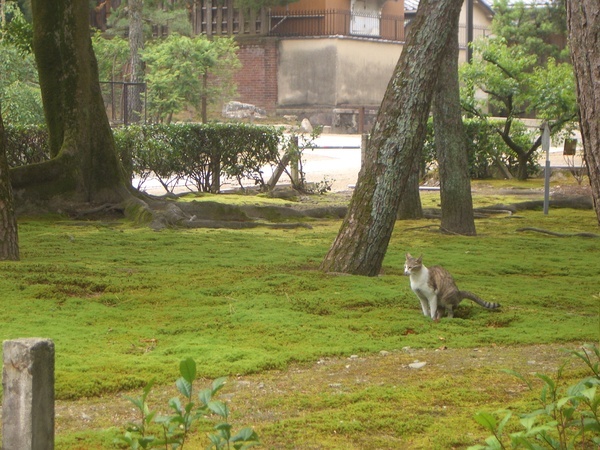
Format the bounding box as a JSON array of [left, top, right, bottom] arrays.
[[2, 338, 55, 450]]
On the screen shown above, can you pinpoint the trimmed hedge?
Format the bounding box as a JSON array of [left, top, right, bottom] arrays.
[[6, 123, 282, 193]]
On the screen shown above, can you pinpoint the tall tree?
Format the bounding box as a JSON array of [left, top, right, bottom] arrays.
[[9, 0, 130, 205], [492, 0, 568, 64], [320, 0, 464, 276], [128, 0, 144, 124], [566, 0, 600, 225], [0, 104, 19, 260], [460, 37, 577, 180], [433, 9, 476, 236]]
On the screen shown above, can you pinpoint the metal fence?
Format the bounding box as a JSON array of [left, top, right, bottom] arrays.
[[100, 81, 147, 126]]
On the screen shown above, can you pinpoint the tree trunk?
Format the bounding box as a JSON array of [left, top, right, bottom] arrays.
[[433, 18, 476, 235], [397, 158, 422, 220], [10, 0, 130, 205], [566, 0, 600, 225], [516, 153, 530, 181], [128, 0, 144, 124], [320, 0, 464, 276], [0, 106, 19, 260]]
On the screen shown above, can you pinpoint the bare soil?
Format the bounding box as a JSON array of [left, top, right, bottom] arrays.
[[55, 342, 593, 443]]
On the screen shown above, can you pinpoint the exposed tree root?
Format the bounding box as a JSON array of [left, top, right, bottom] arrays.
[[516, 227, 600, 238]]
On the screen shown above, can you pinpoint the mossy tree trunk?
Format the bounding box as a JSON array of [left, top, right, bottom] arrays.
[[566, 0, 600, 225], [432, 13, 476, 236], [0, 106, 19, 260], [320, 0, 464, 276], [9, 0, 130, 205]]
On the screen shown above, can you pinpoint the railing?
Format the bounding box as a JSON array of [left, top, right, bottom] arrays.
[[268, 9, 404, 41], [458, 24, 492, 47]]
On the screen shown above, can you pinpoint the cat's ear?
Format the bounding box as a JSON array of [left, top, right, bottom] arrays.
[[417, 255, 423, 263], [406, 252, 412, 259]]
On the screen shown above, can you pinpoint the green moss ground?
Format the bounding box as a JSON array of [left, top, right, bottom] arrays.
[[0, 181, 598, 448]]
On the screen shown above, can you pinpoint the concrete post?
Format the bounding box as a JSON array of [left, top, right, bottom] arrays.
[[361, 133, 369, 167], [2, 338, 55, 450]]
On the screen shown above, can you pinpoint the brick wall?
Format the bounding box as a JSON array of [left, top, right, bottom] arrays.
[[234, 37, 279, 113]]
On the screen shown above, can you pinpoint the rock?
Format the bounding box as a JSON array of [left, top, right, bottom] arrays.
[[222, 101, 267, 119], [408, 361, 427, 369], [300, 118, 313, 133], [379, 350, 390, 357]]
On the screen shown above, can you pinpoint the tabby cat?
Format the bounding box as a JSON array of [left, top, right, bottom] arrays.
[[404, 253, 501, 320]]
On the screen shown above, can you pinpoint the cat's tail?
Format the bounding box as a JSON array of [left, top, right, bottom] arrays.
[[460, 291, 501, 310]]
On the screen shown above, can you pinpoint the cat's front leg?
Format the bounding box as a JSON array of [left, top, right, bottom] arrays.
[[415, 291, 430, 317], [419, 299, 430, 317], [428, 296, 438, 320]]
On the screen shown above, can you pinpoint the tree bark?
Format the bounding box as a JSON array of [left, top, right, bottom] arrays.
[[566, 0, 600, 225], [10, 0, 130, 205], [433, 14, 476, 235], [397, 158, 422, 220], [320, 0, 464, 276], [0, 106, 19, 260], [128, 0, 144, 124]]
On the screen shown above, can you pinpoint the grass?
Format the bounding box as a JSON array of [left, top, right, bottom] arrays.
[[0, 180, 599, 448]]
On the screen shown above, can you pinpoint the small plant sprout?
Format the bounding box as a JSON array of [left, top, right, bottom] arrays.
[[119, 357, 260, 449], [469, 344, 600, 450]]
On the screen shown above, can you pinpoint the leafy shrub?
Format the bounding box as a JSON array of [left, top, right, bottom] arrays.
[[469, 344, 600, 449], [422, 117, 540, 180], [114, 123, 281, 193], [4, 125, 50, 167], [120, 357, 259, 449], [6, 123, 282, 193]]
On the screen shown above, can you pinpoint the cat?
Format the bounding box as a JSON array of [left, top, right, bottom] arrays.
[[404, 253, 501, 320]]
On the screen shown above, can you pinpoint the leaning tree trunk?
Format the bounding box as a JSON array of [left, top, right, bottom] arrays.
[[433, 16, 476, 236], [566, 0, 600, 225], [320, 0, 464, 276], [9, 0, 130, 205], [0, 106, 19, 260]]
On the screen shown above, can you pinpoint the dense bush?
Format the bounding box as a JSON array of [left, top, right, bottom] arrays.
[[6, 123, 282, 193], [4, 125, 50, 167], [114, 123, 281, 193], [422, 118, 540, 180]]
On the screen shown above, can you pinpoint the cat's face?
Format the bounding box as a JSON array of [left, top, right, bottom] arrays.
[[404, 253, 422, 276]]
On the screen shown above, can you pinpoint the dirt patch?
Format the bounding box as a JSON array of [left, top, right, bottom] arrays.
[[54, 342, 592, 441]]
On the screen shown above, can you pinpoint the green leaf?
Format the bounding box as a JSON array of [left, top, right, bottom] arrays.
[[473, 411, 497, 432], [168, 396, 183, 414], [520, 416, 536, 432], [581, 385, 597, 402], [179, 357, 196, 384], [556, 396, 574, 409], [535, 373, 556, 392], [208, 400, 229, 418], [497, 410, 512, 435], [483, 435, 503, 450], [231, 427, 259, 442], [198, 388, 212, 406], [176, 377, 192, 399], [212, 376, 227, 394]]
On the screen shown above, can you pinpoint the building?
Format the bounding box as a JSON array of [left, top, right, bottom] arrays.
[[193, 0, 493, 131], [93, 0, 494, 131]]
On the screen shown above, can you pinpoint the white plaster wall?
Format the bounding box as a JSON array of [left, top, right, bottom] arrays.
[[278, 37, 402, 107]]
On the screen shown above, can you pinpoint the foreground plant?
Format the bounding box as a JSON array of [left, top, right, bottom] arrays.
[[469, 344, 600, 449], [119, 357, 259, 449]]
